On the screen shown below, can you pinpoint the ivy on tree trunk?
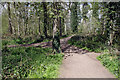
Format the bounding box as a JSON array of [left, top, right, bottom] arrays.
[[52, 3, 61, 54]]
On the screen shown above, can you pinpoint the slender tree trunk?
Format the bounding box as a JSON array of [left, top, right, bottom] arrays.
[[109, 20, 115, 46], [53, 18, 57, 39], [13, 2, 18, 35], [11, 2, 15, 35], [23, 19, 25, 35], [43, 2, 48, 38], [17, 10, 21, 36], [17, 17, 20, 36], [25, 3, 29, 35], [102, 18, 106, 35], [50, 20, 52, 36], [64, 19, 67, 34], [21, 3, 25, 36], [33, 21, 35, 35], [38, 17, 41, 35], [8, 2, 13, 34], [59, 17, 62, 36], [51, 18, 54, 36], [32, 13, 35, 35], [25, 15, 28, 35]]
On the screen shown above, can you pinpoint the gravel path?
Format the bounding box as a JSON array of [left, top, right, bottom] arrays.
[[59, 36, 115, 78]]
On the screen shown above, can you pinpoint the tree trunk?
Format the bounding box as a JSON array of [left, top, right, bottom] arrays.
[[38, 17, 41, 35], [53, 18, 57, 39], [109, 20, 115, 46], [52, 3, 61, 54], [17, 15, 20, 36], [64, 18, 67, 35], [43, 2, 48, 38], [25, 3, 29, 35], [8, 2, 13, 34], [102, 18, 106, 35], [59, 17, 62, 36], [25, 15, 28, 35], [64, 23, 67, 35]]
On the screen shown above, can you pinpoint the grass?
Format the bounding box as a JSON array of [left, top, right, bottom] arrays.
[[2, 46, 64, 79]]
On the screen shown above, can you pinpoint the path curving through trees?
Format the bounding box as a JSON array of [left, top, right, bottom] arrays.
[[59, 36, 115, 78], [7, 36, 115, 78]]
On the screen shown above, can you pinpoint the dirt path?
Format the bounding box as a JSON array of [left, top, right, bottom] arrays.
[[7, 36, 115, 78], [7, 35, 73, 48]]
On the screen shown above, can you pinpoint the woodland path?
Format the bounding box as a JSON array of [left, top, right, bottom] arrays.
[[8, 36, 115, 78], [59, 36, 115, 78]]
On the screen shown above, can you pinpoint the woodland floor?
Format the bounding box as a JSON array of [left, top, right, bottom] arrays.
[[8, 36, 115, 78]]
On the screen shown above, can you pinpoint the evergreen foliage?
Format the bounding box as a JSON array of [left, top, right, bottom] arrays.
[[70, 2, 78, 33]]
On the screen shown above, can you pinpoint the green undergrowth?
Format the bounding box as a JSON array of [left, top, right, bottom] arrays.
[[2, 47, 64, 79], [97, 53, 119, 78], [2, 34, 70, 46], [68, 34, 108, 53], [2, 36, 51, 45]]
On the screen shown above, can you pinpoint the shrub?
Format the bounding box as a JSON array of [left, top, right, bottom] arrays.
[[68, 35, 108, 53]]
